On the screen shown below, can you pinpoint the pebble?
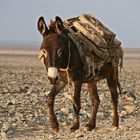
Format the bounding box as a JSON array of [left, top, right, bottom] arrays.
[[125, 105, 135, 113], [120, 110, 127, 117], [1, 131, 8, 140], [11, 123, 18, 130], [135, 120, 140, 129], [1, 122, 11, 132], [61, 108, 69, 114], [75, 133, 84, 138]]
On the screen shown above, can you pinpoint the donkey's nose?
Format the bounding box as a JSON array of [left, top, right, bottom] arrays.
[[47, 67, 59, 84], [48, 76, 58, 85]]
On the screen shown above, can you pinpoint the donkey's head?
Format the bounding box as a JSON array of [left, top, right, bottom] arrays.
[[37, 16, 69, 84]]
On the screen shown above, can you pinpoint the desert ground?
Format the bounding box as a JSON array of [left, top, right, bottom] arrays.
[[0, 46, 139, 140]]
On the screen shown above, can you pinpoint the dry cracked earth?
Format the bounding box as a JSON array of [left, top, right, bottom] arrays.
[[0, 47, 140, 140]]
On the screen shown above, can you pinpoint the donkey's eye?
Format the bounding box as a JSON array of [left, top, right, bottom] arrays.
[[57, 49, 62, 58]]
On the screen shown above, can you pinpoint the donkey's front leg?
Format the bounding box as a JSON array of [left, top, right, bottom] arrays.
[[70, 81, 82, 132], [85, 82, 100, 131], [46, 80, 66, 132]]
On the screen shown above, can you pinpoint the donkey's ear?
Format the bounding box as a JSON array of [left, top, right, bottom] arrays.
[[55, 16, 64, 33], [37, 16, 48, 37]]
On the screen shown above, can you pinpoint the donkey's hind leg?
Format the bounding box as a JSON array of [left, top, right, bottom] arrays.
[[85, 82, 100, 131], [106, 76, 119, 128], [70, 81, 82, 132]]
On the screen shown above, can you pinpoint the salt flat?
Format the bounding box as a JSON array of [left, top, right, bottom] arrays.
[[0, 46, 139, 140]]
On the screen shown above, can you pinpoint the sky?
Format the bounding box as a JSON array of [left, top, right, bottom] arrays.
[[0, 0, 140, 47]]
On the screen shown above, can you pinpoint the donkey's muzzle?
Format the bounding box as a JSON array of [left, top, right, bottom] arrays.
[[48, 76, 58, 85], [47, 67, 59, 84]]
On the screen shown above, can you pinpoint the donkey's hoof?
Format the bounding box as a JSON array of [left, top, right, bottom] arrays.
[[52, 127, 59, 132], [51, 122, 59, 132], [111, 125, 118, 131], [70, 125, 79, 132], [84, 124, 95, 131], [112, 123, 118, 128]]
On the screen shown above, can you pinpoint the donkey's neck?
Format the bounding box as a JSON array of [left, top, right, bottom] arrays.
[[65, 40, 86, 81]]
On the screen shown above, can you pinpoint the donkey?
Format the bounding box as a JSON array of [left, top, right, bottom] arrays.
[[37, 16, 122, 132]]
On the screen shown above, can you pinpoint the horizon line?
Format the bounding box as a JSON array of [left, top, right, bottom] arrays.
[[0, 40, 140, 48]]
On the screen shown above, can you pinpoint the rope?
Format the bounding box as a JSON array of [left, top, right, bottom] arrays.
[[60, 40, 71, 93], [60, 40, 79, 110], [66, 40, 71, 94]]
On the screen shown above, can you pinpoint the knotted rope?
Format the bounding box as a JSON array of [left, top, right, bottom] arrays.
[[60, 40, 79, 110]]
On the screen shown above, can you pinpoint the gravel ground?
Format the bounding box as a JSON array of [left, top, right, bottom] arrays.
[[0, 48, 140, 140]]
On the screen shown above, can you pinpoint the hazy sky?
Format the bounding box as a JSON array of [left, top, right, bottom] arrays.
[[0, 0, 140, 47]]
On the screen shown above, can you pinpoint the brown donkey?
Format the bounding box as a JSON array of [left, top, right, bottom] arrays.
[[37, 16, 123, 132]]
